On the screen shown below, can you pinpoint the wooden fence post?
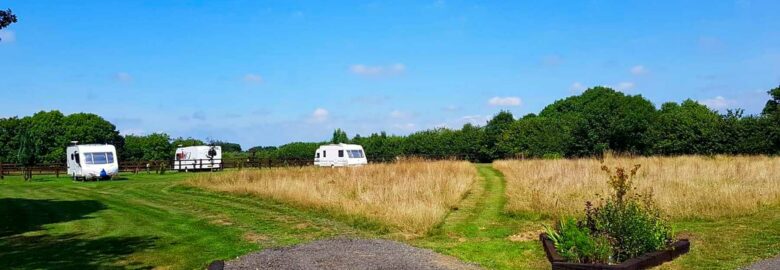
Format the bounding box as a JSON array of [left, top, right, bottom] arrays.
[[0, 163, 4, 180]]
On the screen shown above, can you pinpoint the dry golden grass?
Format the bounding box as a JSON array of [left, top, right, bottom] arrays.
[[189, 160, 476, 236], [495, 155, 780, 219]]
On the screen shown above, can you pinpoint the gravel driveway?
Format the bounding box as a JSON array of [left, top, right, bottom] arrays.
[[219, 238, 482, 270], [742, 255, 780, 270]]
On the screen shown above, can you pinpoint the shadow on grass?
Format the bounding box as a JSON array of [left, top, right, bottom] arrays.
[[0, 233, 157, 269], [0, 198, 158, 269], [0, 198, 107, 237]]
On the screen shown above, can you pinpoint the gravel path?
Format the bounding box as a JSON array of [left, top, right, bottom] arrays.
[[221, 238, 482, 270], [742, 255, 780, 270]]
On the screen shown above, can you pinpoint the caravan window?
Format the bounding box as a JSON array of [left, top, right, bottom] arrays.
[[323, 151, 326, 157], [316, 153, 320, 158], [347, 150, 364, 158], [84, 152, 114, 164], [338, 150, 344, 157]]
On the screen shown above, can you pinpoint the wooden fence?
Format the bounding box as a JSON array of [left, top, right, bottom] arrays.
[[0, 154, 474, 179]]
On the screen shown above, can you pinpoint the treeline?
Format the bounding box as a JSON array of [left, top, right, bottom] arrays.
[[0, 111, 243, 164], [251, 86, 780, 162], [2, 86, 779, 164]]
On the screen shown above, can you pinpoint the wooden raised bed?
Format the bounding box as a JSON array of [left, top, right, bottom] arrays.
[[540, 233, 690, 270]]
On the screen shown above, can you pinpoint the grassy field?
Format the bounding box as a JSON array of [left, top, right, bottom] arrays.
[[0, 173, 373, 269], [189, 160, 475, 236], [495, 155, 780, 219], [1, 158, 779, 269], [494, 155, 780, 269]]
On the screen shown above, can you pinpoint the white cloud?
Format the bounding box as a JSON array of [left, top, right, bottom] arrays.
[[488, 96, 522, 106], [389, 110, 415, 119], [310, 108, 329, 123], [630, 65, 647, 75], [615, 82, 635, 91], [115, 72, 132, 82], [244, 73, 263, 84], [349, 63, 406, 76], [0, 30, 15, 43], [700, 96, 736, 110], [570, 82, 586, 92], [393, 123, 416, 131], [442, 105, 460, 112]]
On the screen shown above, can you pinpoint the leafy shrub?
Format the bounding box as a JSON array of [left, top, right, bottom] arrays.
[[544, 164, 673, 264], [544, 217, 611, 263]]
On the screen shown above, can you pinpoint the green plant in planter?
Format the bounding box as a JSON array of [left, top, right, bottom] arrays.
[[544, 217, 612, 263], [544, 164, 674, 264]]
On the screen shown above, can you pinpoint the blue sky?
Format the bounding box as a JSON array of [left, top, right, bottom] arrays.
[[1, 1, 779, 148]]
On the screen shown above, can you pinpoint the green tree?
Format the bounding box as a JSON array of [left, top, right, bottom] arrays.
[[0, 117, 22, 163], [504, 114, 573, 158], [171, 137, 205, 147], [351, 131, 405, 161], [540, 87, 657, 156], [22, 111, 66, 163], [762, 85, 780, 116], [331, 128, 349, 144], [484, 111, 515, 160], [61, 113, 124, 154], [648, 100, 722, 155], [122, 133, 172, 161], [760, 86, 780, 154], [210, 140, 242, 152], [0, 9, 17, 41], [273, 142, 322, 160]]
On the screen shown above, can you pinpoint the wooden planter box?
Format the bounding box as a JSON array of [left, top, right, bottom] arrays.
[[540, 233, 690, 270]]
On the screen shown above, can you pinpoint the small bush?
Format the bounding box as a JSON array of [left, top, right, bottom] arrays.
[[544, 217, 611, 263], [544, 164, 674, 264]]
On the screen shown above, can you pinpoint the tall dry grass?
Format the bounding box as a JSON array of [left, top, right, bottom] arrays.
[[189, 160, 475, 236], [495, 155, 780, 219]]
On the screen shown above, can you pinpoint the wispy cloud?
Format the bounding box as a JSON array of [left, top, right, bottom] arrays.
[[115, 72, 132, 82], [310, 108, 329, 123], [389, 110, 413, 119], [442, 105, 460, 112], [570, 82, 586, 93], [393, 123, 416, 131], [0, 30, 15, 43], [349, 63, 406, 76], [699, 96, 736, 110], [630, 65, 648, 75], [615, 82, 635, 91], [243, 73, 263, 84], [488, 96, 522, 106]]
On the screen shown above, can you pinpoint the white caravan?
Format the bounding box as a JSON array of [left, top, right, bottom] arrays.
[[66, 144, 119, 180], [314, 143, 367, 167], [173, 145, 222, 171]]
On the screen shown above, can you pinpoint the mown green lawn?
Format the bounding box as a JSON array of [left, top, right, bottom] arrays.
[[1, 166, 779, 269], [0, 173, 373, 269]]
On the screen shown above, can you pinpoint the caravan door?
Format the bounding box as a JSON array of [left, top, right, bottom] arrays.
[[67, 148, 83, 178]]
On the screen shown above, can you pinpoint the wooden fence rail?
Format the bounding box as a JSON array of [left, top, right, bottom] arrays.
[[0, 154, 474, 178]]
